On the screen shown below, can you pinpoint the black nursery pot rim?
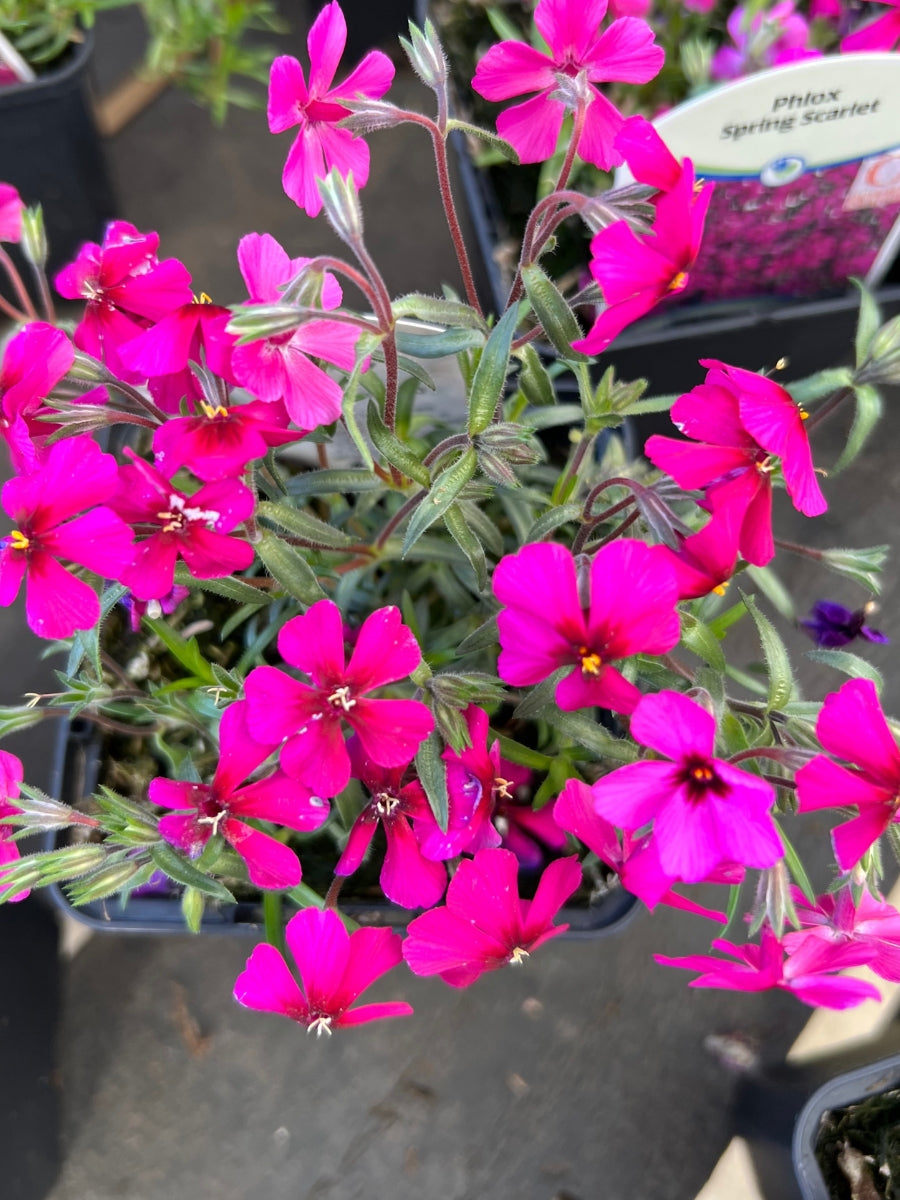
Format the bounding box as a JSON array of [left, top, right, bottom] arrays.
[[792, 1051, 900, 1200], [45, 718, 640, 938], [0, 28, 93, 102]]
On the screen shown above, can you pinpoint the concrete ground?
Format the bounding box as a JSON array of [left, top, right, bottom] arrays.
[[2, 5, 900, 1199]]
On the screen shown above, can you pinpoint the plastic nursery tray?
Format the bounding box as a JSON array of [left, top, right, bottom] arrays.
[[45, 719, 639, 938], [792, 1052, 900, 1200]]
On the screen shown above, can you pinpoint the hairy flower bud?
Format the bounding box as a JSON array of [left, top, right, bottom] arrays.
[[819, 544, 889, 593], [680, 37, 713, 89], [856, 313, 900, 385], [19, 204, 47, 269], [400, 19, 448, 91], [317, 169, 364, 246], [227, 304, 303, 344]]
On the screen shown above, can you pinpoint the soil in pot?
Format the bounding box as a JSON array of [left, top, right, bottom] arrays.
[[814, 1086, 900, 1200]]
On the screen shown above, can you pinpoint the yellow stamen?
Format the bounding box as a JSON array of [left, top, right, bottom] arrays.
[[509, 947, 530, 965], [579, 649, 603, 677], [712, 581, 730, 596], [668, 271, 688, 292], [690, 765, 714, 784], [200, 401, 228, 419], [8, 529, 29, 551], [799, 408, 809, 421], [193, 291, 214, 305]]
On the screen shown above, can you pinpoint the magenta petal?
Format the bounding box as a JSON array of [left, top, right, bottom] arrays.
[[380, 819, 447, 910], [446, 848, 521, 945], [402, 907, 508, 979], [40, 507, 133, 577], [345, 605, 421, 691], [497, 92, 566, 165], [285, 907, 350, 1010], [576, 89, 625, 171], [223, 819, 301, 890], [179, 527, 254, 580], [522, 855, 581, 942], [817, 679, 900, 785], [212, 700, 272, 797], [330, 925, 405, 1009], [554, 780, 621, 869], [587, 539, 680, 658], [472, 41, 556, 102], [234, 943, 308, 1019], [282, 127, 328, 216], [306, 1, 346, 96], [279, 600, 345, 680], [350, 698, 434, 768], [282, 716, 350, 798], [555, 663, 642, 714], [334, 49, 395, 103], [278, 344, 345, 429], [591, 760, 675, 830], [158, 812, 211, 859], [535, 0, 609, 59], [334, 1001, 414, 1027], [788, 976, 881, 1009], [832, 808, 893, 872], [0, 549, 26, 608], [268, 56, 308, 133], [335, 809, 378, 877], [25, 552, 99, 638], [630, 690, 715, 761], [587, 16, 664, 84], [316, 122, 370, 188], [231, 775, 330, 832]]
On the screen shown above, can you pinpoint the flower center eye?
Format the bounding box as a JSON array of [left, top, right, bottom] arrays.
[[690, 765, 714, 783], [327, 685, 356, 712], [375, 792, 400, 818], [8, 529, 29, 551], [578, 646, 603, 676], [156, 493, 221, 533]]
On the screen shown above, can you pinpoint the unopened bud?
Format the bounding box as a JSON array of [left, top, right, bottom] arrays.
[[340, 98, 407, 136], [20, 204, 47, 268], [281, 265, 328, 308], [680, 38, 713, 89], [856, 313, 900, 384], [551, 69, 594, 113], [581, 184, 656, 234], [227, 304, 302, 344], [69, 349, 112, 383], [317, 169, 364, 246], [477, 423, 543, 465], [400, 19, 447, 91], [820, 544, 889, 594]]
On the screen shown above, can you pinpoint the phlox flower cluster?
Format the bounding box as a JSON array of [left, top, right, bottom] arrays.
[[0, 0, 899, 1048]]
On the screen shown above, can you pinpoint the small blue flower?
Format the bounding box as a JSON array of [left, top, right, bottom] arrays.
[[800, 600, 888, 649]]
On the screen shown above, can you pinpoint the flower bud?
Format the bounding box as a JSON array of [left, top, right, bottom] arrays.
[[400, 19, 448, 91], [680, 38, 713, 89], [19, 204, 47, 269], [820, 544, 888, 593], [856, 313, 900, 384], [227, 304, 302, 344], [339, 98, 407, 136], [580, 184, 656, 234], [317, 169, 364, 246]]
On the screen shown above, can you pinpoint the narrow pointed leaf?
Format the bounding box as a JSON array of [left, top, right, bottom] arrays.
[[468, 303, 521, 435], [401, 448, 478, 557], [521, 264, 587, 362]]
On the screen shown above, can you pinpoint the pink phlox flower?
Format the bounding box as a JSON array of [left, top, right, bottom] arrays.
[[230, 231, 359, 431], [590, 690, 783, 883], [402, 847, 582, 987], [659, 501, 742, 601], [795, 678, 900, 870], [234, 905, 413, 1034], [0, 749, 27, 901], [571, 161, 713, 354], [472, 0, 663, 169], [0, 436, 134, 638], [267, 2, 395, 216], [554, 778, 742, 922], [55, 222, 193, 383], [711, 3, 821, 80], [334, 738, 446, 910], [245, 599, 434, 799], [842, 0, 900, 50], [0, 322, 74, 473], [655, 924, 881, 1009], [493, 539, 680, 715], [645, 359, 826, 566], [152, 700, 328, 890], [0, 184, 23, 244], [784, 885, 900, 983], [152, 397, 297, 482], [121, 583, 190, 632], [109, 450, 254, 600], [117, 294, 236, 413]]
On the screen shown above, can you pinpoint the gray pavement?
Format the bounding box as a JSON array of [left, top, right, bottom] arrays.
[[2, 6, 899, 1199]]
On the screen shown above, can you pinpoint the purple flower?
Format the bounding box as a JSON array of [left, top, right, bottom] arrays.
[[800, 600, 888, 649]]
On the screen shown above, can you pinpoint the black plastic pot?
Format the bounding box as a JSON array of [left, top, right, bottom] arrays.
[[0, 30, 117, 272], [793, 1052, 900, 1200], [46, 719, 639, 937]]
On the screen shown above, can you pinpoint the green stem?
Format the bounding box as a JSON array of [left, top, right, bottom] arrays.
[[263, 890, 285, 954]]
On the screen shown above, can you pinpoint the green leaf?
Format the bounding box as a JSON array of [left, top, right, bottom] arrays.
[[0, 705, 46, 738], [467, 304, 520, 435], [443, 502, 488, 590], [394, 326, 484, 358], [257, 500, 355, 548], [492, 734, 553, 771], [525, 503, 582, 543], [457, 615, 498, 656], [512, 670, 566, 721], [773, 821, 817, 906], [144, 616, 217, 686], [66, 860, 148, 905], [401, 448, 478, 557], [150, 843, 235, 902], [521, 263, 587, 361], [740, 591, 794, 712], [446, 118, 520, 163], [831, 382, 882, 475], [622, 393, 678, 415], [286, 882, 328, 910], [853, 279, 882, 368], [744, 564, 796, 621], [680, 612, 726, 671], [367, 401, 430, 485], [172, 566, 270, 605], [789, 367, 853, 406], [806, 649, 884, 691], [257, 531, 326, 605], [722, 881, 744, 935], [416, 729, 448, 831], [545, 709, 638, 762], [393, 294, 486, 330], [287, 468, 383, 498]]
